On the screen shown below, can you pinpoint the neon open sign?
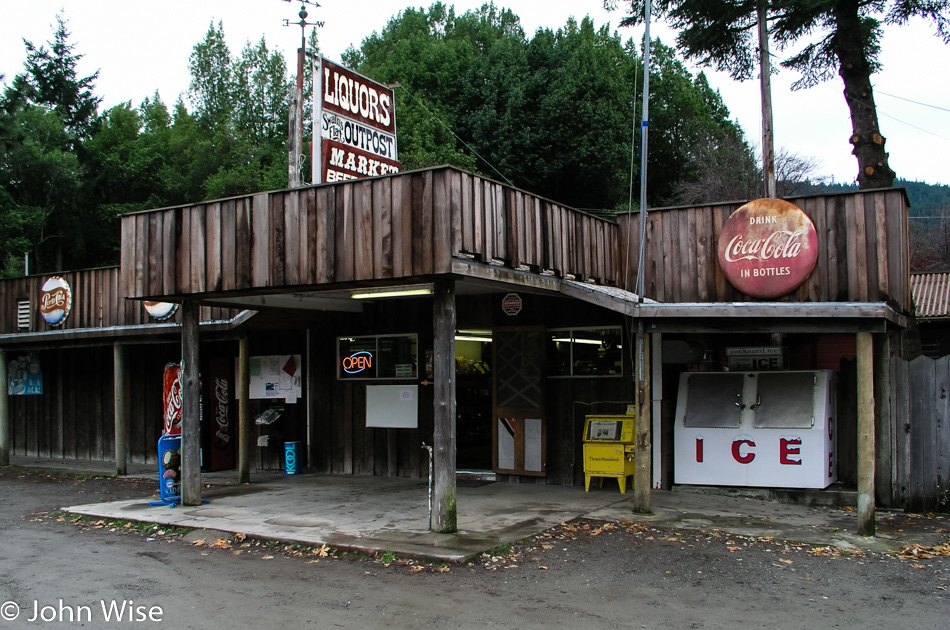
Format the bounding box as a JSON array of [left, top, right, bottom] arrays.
[[343, 351, 373, 374]]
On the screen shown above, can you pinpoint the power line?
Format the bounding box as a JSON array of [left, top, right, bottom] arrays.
[[394, 84, 515, 188], [875, 89, 950, 114]]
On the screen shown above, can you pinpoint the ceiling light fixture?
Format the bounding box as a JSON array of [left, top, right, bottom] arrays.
[[350, 284, 434, 300]]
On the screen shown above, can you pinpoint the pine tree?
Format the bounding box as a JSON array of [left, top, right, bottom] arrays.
[[607, 0, 950, 189]]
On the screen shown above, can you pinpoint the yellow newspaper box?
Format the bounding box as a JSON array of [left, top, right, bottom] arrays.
[[583, 415, 635, 493]]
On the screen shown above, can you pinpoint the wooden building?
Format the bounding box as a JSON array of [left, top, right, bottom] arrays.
[[0, 165, 927, 530]]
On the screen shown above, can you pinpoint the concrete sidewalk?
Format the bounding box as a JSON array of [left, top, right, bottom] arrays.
[[10, 456, 948, 562]]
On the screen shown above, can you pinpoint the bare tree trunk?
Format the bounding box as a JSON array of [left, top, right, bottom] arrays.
[[834, 0, 896, 189]]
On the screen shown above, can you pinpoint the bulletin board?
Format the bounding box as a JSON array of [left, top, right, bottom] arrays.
[[246, 355, 302, 402], [366, 385, 419, 428]]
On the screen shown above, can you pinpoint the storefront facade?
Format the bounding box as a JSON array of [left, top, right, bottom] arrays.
[[1, 166, 923, 528]]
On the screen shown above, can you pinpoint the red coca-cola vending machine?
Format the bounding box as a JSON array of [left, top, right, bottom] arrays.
[[202, 358, 235, 471]]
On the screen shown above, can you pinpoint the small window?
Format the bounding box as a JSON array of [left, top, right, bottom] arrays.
[[547, 327, 623, 378], [338, 334, 418, 381], [17, 299, 30, 330]]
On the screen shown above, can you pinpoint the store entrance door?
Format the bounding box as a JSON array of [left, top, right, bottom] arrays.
[[492, 327, 546, 477], [455, 331, 493, 471]]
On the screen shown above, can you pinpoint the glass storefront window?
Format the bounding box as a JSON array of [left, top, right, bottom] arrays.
[[338, 334, 418, 380], [547, 327, 623, 378]]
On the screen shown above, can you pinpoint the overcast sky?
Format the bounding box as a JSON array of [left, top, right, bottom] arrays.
[[2, 1, 947, 187]]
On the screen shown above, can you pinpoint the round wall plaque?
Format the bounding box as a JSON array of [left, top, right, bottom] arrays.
[[717, 198, 819, 299]]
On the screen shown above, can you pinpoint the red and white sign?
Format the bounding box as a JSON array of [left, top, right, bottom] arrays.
[[501, 293, 523, 316], [162, 363, 182, 436], [39, 276, 72, 326], [314, 57, 400, 184], [717, 198, 818, 299], [322, 139, 401, 182]]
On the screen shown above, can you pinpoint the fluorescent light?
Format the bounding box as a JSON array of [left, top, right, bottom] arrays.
[[551, 337, 603, 345], [455, 335, 492, 343], [351, 284, 434, 299]]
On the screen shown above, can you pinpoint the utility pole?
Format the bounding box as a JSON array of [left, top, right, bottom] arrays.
[[283, 1, 323, 188], [758, 0, 777, 198]]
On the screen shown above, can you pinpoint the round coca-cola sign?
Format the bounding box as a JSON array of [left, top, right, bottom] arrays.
[[39, 276, 72, 326], [717, 198, 818, 299]]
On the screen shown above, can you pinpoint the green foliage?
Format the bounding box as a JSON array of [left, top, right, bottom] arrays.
[[350, 3, 752, 209], [608, 1, 950, 189]]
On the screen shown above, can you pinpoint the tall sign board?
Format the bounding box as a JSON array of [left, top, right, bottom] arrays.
[[313, 57, 400, 183]]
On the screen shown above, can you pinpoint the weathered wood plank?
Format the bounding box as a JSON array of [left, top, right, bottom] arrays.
[[494, 184, 507, 263], [355, 180, 374, 280], [190, 205, 207, 294], [302, 190, 316, 283], [374, 177, 393, 278], [433, 169, 451, 273], [449, 170, 463, 258], [234, 199, 254, 289], [851, 193, 869, 301], [147, 211, 163, 297], [283, 191, 300, 286], [461, 171, 474, 253], [205, 202, 222, 292], [390, 176, 406, 277], [473, 178, 485, 260], [339, 183, 356, 282], [251, 193, 270, 287], [422, 171, 435, 274]]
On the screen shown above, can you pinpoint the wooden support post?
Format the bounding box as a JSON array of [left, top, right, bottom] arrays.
[[238, 336, 252, 484], [0, 348, 9, 467], [857, 332, 876, 536], [634, 330, 652, 513], [181, 301, 202, 505], [113, 344, 128, 475], [432, 279, 458, 533]]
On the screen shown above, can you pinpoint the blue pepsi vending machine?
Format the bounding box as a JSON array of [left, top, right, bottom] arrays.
[[152, 434, 182, 506]]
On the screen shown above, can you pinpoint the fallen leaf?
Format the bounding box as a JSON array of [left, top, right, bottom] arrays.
[[212, 539, 232, 549], [307, 559, 320, 564], [437, 566, 450, 573], [261, 555, 274, 560], [538, 566, 548, 570], [192, 538, 207, 546], [234, 533, 247, 542], [911, 563, 926, 569], [408, 565, 425, 573], [728, 547, 742, 552], [778, 559, 794, 565]]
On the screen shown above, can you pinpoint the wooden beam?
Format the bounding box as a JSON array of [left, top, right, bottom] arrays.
[[0, 349, 8, 466], [238, 336, 252, 484], [857, 331, 876, 536], [113, 343, 128, 475], [634, 328, 651, 513], [432, 278, 457, 533], [181, 300, 201, 505]]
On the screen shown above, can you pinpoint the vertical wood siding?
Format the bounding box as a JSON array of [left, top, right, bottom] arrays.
[[120, 168, 623, 300], [616, 189, 910, 310]]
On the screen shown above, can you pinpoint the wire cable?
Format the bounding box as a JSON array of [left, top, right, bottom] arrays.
[[394, 84, 516, 187]]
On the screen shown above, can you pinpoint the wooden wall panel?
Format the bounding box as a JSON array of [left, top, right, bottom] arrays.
[[614, 189, 910, 310]]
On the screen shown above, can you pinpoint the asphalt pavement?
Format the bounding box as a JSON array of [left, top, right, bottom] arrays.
[[10, 455, 949, 563]]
